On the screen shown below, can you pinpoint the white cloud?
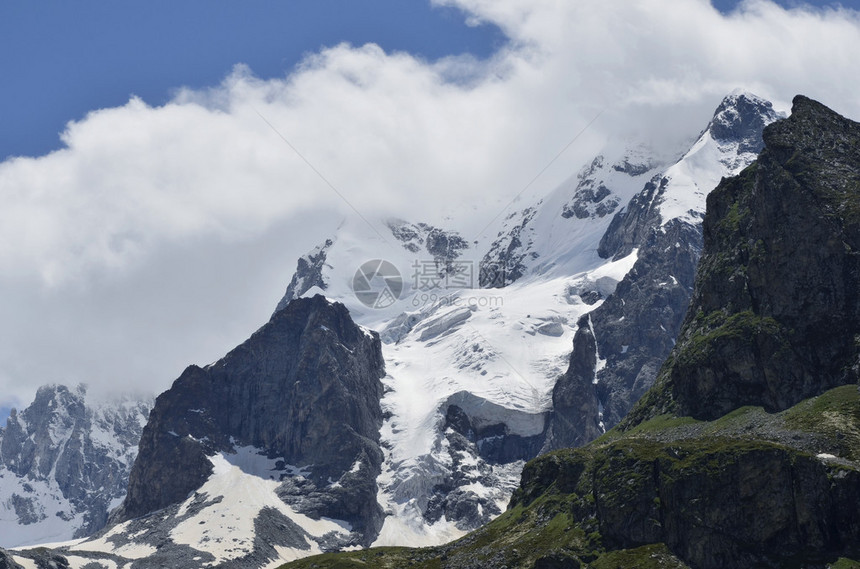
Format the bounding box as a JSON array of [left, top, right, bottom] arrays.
[[1, 0, 859, 405]]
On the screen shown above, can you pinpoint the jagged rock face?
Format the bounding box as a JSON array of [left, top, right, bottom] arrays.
[[560, 157, 621, 220], [387, 219, 470, 280], [408, 391, 547, 532], [442, 404, 544, 467], [421, 406, 521, 531], [545, 93, 781, 449], [597, 176, 666, 261], [643, 95, 860, 421], [115, 295, 386, 541], [0, 548, 23, 568], [509, 432, 860, 569], [543, 315, 602, 450], [589, 219, 702, 429], [708, 90, 778, 155], [0, 385, 150, 544], [478, 207, 538, 288], [274, 239, 333, 313]]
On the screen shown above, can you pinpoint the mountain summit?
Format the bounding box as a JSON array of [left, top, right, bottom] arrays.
[[105, 294, 385, 565]]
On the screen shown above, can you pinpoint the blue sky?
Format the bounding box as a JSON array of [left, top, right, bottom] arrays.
[[1, 1, 504, 160], [713, 0, 856, 6], [2, 0, 855, 161], [1, 0, 860, 412]]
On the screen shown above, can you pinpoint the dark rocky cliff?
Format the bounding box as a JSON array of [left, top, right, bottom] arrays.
[[545, 92, 783, 449], [543, 315, 604, 450], [630, 94, 860, 424], [0, 549, 23, 568], [114, 295, 386, 542], [282, 95, 860, 569], [0, 548, 69, 569]]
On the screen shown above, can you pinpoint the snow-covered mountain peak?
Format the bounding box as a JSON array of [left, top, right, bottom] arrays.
[[708, 90, 784, 151], [259, 96, 783, 545], [254, 139, 671, 549], [596, 92, 784, 255], [478, 143, 667, 290], [654, 91, 784, 227]]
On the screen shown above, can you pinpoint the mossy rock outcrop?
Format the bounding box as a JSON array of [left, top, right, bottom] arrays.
[[282, 387, 860, 569]]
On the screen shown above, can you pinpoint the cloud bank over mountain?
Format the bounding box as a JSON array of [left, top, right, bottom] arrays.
[[1, 0, 859, 404]]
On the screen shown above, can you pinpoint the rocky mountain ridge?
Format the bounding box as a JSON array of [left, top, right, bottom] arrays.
[[0, 384, 151, 548], [544, 91, 784, 449]]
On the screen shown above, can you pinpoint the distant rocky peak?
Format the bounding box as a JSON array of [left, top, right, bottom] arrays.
[[30, 382, 84, 409], [611, 145, 661, 176], [578, 155, 606, 180], [707, 90, 784, 154], [13, 384, 86, 445], [561, 148, 660, 222], [274, 238, 334, 314], [386, 219, 469, 259], [0, 383, 152, 545], [386, 219, 470, 280], [561, 156, 617, 221]]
